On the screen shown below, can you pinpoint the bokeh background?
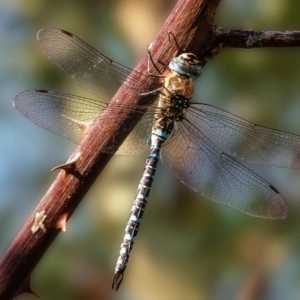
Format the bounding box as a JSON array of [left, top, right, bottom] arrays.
[[1, 0, 300, 299]]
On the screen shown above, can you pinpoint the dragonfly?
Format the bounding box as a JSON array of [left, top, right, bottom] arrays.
[[14, 28, 300, 290]]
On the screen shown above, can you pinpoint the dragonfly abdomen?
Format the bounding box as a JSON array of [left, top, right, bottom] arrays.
[[112, 117, 173, 290]]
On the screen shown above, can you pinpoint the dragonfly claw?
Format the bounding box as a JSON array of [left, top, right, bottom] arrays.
[[112, 271, 124, 291]]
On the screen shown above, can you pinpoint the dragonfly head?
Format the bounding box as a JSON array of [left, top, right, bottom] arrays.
[[169, 53, 202, 80]]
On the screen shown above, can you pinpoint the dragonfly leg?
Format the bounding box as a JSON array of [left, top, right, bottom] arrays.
[[147, 47, 167, 77], [123, 82, 166, 98], [147, 31, 180, 77]]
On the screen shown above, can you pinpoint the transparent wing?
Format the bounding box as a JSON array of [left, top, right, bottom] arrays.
[[14, 90, 153, 155], [116, 113, 154, 155], [37, 28, 160, 100], [188, 103, 300, 168], [160, 120, 287, 219]]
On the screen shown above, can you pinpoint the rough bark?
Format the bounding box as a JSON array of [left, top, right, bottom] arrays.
[[214, 27, 300, 48]]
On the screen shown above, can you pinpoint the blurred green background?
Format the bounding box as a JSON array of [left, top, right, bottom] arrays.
[[1, 0, 300, 299]]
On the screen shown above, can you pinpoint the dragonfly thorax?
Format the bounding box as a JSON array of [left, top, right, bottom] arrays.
[[159, 66, 194, 122], [160, 94, 189, 121], [163, 72, 194, 99]]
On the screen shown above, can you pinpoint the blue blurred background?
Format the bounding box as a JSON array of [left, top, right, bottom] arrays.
[[1, 0, 300, 299]]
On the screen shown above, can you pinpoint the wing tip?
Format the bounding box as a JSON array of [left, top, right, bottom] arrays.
[[267, 184, 288, 220], [267, 194, 288, 220], [60, 29, 74, 37], [37, 28, 47, 41], [37, 27, 73, 41], [35, 89, 49, 93], [13, 91, 24, 107], [272, 204, 288, 220]]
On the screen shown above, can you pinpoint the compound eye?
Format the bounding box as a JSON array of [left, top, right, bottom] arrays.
[[168, 53, 201, 79], [175, 57, 189, 66], [168, 57, 189, 74], [179, 53, 199, 64], [190, 64, 202, 79]]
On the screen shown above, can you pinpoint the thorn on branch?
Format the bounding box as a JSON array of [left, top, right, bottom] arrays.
[[61, 114, 92, 138], [51, 153, 83, 180], [16, 277, 39, 298], [56, 213, 68, 232]]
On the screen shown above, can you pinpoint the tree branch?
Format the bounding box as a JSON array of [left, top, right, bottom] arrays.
[[214, 26, 300, 48], [0, 0, 221, 298]]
